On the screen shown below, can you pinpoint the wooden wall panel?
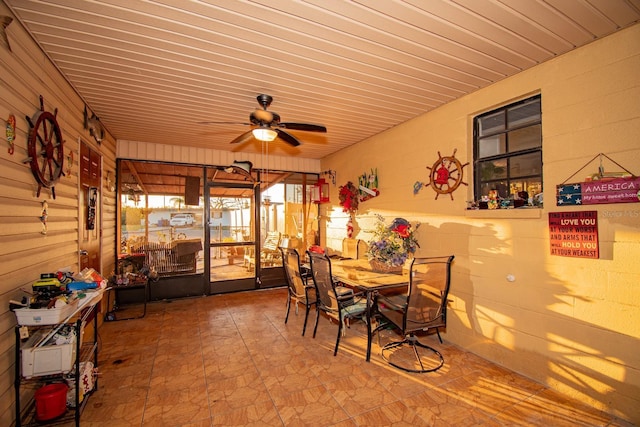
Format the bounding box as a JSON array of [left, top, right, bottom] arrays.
[[0, 4, 117, 426]]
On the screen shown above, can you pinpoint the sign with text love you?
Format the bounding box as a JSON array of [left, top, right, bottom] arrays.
[[549, 211, 599, 259]]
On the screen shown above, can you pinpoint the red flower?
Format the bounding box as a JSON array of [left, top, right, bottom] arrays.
[[338, 181, 359, 213], [393, 224, 410, 238]]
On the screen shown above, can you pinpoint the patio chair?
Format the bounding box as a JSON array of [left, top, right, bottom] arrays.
[[244, 231, 282, 270], [374, 255, 455, 373], [307, 251, 367, 356], [281, 247, 316, 336], [357, 240, 368, 259]]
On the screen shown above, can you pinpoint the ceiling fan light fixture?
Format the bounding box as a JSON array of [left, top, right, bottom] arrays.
[[252, 128, 277, 142]]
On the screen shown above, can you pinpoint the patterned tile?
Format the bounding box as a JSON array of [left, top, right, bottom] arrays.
[[272, 384, 350, 426], [77, 288, 626, 426]]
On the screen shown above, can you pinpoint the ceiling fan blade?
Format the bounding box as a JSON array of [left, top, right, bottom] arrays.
[[230, 130, 254, 144], [198, 121, 251, 126], [275, 129, 301, 146], [279, 122, 327, 133]]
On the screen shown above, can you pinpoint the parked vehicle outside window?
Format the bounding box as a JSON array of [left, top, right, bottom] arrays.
[[170, 213, 195, 227]]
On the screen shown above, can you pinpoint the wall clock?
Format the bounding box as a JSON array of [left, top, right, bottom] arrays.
[[25, 95, 65, 198]]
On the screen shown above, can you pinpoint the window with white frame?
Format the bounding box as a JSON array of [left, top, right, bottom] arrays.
[[473, 95, 543, 206]]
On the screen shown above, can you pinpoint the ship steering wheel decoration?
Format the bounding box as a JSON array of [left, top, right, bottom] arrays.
[[415, 149, 468, 200], [24, 95, 65, 198]]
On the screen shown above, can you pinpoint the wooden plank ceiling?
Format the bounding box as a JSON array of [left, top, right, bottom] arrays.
[[4, 0, 640, 162]]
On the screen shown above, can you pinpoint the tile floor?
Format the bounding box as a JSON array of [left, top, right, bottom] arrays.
[[75, 288, 630, 426]]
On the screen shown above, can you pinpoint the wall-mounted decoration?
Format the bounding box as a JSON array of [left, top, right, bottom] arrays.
[[312, 170, 336, 203], [87, 187, 98, 230], [549, 211, 599, 259], [556, 153, 638, 206], [65, 150, 74, 177], [322, 169, 336, 185], [83, 105, 104, 144], [358, 168, 379, 202], [24, 95, 65, 198], [346, 217, 353, 238], [39, 200, 48, 235], [415, 149, 468, 200], [338, 181, 359, 214], [6, 114, 15, 154], [311, 178, 331, 204]]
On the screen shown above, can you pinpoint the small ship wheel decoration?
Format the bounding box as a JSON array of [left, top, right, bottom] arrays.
[[24, 95, 65, 198], [424, 149, 469, 200]]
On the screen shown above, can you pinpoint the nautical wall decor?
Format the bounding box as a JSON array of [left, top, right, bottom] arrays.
[[415, 149, 468, 200], [24, 95, 65, 198]]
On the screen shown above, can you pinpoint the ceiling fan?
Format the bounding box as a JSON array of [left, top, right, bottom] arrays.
[[199, 94, 326, 147]]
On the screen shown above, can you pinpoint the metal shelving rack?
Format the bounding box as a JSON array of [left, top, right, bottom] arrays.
[[14, 296, 101, 427]]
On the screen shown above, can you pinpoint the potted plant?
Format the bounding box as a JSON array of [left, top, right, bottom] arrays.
[[366, 214, 420, 273]]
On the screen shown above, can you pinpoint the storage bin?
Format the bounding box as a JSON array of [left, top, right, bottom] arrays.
[[21, 329, 76, 378], [14, 299, 79, 325]]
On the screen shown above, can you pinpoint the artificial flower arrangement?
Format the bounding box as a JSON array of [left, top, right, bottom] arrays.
[[338, 181, 359, 213], [366, 214, 420, 272]]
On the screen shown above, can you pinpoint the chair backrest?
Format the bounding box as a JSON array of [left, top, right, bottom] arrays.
[[404, 255, 455, 334], [281, 247, 307, 297], [262, 231, 281, 252], [307, 251, 340, 312], [342, 238, 358, 259], [357, 240, 368, 259]]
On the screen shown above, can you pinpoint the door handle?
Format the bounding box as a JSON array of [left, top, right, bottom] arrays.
[[79, 250, 88, 256]]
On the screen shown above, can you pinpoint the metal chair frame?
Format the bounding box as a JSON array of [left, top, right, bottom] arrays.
[[373, 255, 455, 373], [307, 251, 367, 356], [281, 247, 316, 336]]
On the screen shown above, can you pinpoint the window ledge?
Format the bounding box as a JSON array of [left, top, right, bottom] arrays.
[[464, 207, 542, 219]]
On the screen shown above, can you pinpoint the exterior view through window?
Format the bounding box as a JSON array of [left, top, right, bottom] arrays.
[[117, 160, 319, 294], [473, 95, 543, 208]]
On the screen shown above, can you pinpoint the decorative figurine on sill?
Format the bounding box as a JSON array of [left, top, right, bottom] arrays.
[[488, 189, 498, 210]]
